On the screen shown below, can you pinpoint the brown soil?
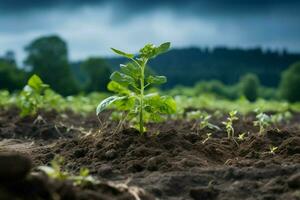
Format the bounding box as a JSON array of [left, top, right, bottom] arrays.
[[0, 108, 300, 200]]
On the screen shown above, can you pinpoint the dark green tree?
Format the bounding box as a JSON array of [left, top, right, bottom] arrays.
[[0, 58, 26, 91], [239, 73, 260, 102], [279, 62, 300, 102], [24, 35, 78, 95], [81, 57, 111, 92]]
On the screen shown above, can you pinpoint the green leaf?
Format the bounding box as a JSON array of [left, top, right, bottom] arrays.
[[79, 168, 90, 177], [96, 96, 125, 115], [148, 112, 163, 122], [112, 96, 136, 111], [144, 94, 176, 114], [28, 74, 43, 88], [110, 71, 136, 87], [38, 166, 56, 176], [120, 63, 141, 80], [139, 42, 171, 59], [27, 74, 48, 93], [107, 81, 130, 95], [111, 48, 134, 59], [147, 75, 167, 85], [160, 96, 177, 114], [139, 44, 157, 59], [157, 42, 170, 55]]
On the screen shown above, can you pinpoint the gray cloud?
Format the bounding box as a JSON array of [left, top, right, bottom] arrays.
[[0, 0, 299, 64], [1, 0, 300, 16]]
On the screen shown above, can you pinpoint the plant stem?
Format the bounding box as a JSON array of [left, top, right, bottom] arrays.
[[139, 60, 146, 134]]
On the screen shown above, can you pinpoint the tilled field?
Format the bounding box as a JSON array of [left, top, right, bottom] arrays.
[[0, 108, 300, 200]]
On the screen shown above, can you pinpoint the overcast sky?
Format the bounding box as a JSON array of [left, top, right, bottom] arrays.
[[0, 0, 300, 63]]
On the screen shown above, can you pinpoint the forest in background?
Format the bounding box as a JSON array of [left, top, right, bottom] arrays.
[[1, 35, 300, 102], [106, 47, 300, 88]]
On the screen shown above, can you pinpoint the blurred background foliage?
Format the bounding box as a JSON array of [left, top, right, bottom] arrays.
[[0, 35, 300, 102]]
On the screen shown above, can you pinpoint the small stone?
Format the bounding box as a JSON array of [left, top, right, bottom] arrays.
[[146, 156, 162, 171], [190, 187, 218, 200], [105, 149, 117, 160], [127, 161, 144, 172], [97, 164, 113, 178], [254, 160, 266, 168], [0, 152, 32, 182], [287, 173, 300, 189], [149, 187, 162, 197], [223, 167, 236, 180], [74, 148, 87, 158]]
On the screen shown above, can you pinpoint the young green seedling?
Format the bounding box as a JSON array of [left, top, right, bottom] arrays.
[[187, 111, 220, 131], [200, 115, 221, 131], [269, 145, 278, 155], [38, 156, 68, 181], [222, 110, 238, 140], [96, 42, 176, 134], [202, 133, 212, 144], [18, 74, 49, 116], [238, 132, 247, 141], [253, 111, 271, 136], [38, 156, 96, 186]]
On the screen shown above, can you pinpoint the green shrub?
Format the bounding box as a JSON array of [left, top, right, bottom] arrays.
[[279, 61, 300, 102], [0, 59, 26, 91], [81, 57, 111, 92], [25, 35, 79, 95], [239, 73, 260, 102]]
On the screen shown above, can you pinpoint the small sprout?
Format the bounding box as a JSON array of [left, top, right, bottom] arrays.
[[238, 132, 247, 141], [202, 133, 212, 144], [18, 74, 49, 117], [187, 111, 220, 131], [254, 111, 271, 135], [222, 110, 238, 140], [72, 168, 97, 186], [200, 115, 221, 131], [96, 42, 176, 134], [38, 155, 68, 181], [269, 145, 278, 155], [38, 156, 97, 186]]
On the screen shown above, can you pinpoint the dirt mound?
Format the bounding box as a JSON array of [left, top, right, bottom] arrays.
[[34, 124, 300, 175], [36, 128, 236, 175], [0, 108, 81, 140], [1, 108, 300, 199], [0, 152, 155, 200]]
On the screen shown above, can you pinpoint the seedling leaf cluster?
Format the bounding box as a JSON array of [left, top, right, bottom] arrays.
[[222, 110, 238, 140], [38, 156, 96, 186], [97, 42, 176, 133], [18, 74, 49, 116]]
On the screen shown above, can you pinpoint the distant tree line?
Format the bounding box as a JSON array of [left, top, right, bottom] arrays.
[[0, 35, 300, 102], [107, 47, 300, 88], [0, 35, 111, 96]]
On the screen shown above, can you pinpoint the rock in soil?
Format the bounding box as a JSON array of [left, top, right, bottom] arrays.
[[190, 187, 219, 200], [287, 172, 300, 189], [0, 152, 32, 182]]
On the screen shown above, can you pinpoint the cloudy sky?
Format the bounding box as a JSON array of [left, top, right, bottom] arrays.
[[0, 0, 300, 63]]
